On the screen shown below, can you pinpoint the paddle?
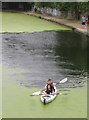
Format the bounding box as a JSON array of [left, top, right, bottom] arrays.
[[57, 77, 68, 84], [30, 91, 41, 96], [30, 77, 68, 96], [56, 93, 68, 95], [59, 89, 70, 91], [30, 92, 68, 96]]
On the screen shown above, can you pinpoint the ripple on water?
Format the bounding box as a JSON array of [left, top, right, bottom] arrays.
[[2, 31, 88, 89]]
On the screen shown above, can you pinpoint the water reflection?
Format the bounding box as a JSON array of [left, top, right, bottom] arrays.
[[2, 31, 89, 89], [54, 31, 87, 76]]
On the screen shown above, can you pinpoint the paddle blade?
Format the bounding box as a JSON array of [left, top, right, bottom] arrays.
[[57, 93, 68, 95], [59, 78, 68, 83], [32, 91, 41, 96]]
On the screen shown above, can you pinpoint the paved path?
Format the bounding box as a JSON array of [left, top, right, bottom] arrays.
[[23, 12, 89, 35]]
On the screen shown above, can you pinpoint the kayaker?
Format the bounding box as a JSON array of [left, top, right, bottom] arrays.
[[44, 84, 54, 95], [48, 78, 58, 87], [44, 79, 58, 95]]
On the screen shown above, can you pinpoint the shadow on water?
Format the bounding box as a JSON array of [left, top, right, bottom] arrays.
[[54, 31, 88, 76], [2, 31, 89, 89]]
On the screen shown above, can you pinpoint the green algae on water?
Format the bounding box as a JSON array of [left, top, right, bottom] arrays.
[[2, 83, 87, 118], [2, 66, 87, 118], [2, 12, 71, 33]]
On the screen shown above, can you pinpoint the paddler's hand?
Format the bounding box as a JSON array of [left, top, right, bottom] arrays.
[[53, 83, 58, 87]]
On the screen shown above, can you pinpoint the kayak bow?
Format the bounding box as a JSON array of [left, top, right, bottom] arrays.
[[41, 86, 57, 104]]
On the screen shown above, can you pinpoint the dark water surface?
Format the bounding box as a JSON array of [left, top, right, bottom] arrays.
[[2, 31, 89, 89]]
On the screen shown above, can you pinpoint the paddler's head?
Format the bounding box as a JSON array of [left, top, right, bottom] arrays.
[[48, 79, 52, 84], [47, 84, 51, 89]]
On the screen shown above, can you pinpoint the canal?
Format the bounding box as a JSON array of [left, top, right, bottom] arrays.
[[1, 12, 88, 118], [2, 30, 88, 89]]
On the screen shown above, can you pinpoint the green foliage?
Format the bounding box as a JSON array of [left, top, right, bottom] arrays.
[[35, 2, 49, 8], [35, 2, 89, 13], [27, 2, 34, 6], [38, 15, 41, 19], [35, 2, 89, 20]]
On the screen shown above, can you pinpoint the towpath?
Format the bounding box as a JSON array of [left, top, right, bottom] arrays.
[[23, 12, 89, 35]]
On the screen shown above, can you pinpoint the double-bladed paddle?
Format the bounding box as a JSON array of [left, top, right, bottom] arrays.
[[30, 77, 68, 96]]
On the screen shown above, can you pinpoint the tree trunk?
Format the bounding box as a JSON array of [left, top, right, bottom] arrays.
[[74, 3, 80, 20]]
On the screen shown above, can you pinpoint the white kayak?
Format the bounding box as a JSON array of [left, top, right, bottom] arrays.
[[41, 86, 57, 104]]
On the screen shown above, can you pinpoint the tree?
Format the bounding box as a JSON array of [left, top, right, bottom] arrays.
[[34, 2, 89, 20]]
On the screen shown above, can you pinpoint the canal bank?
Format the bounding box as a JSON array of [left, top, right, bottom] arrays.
[[23, 12, 89, 36]]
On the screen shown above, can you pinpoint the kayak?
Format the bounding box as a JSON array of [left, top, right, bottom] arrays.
[[41, 86, 57, 104]]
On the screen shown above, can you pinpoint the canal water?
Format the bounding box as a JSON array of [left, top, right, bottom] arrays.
[[2, 30, 88, 89]]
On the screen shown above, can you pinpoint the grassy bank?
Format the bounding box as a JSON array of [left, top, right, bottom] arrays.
[[1, 12, 71, 33]]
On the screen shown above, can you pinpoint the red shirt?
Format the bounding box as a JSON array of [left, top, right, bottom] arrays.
[[86, 20, 88, 24]]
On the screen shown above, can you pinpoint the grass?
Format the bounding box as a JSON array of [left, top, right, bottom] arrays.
[[1, 12, 71, 33], [27, 10, 42, 14], [34, 10, 42, 14]]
